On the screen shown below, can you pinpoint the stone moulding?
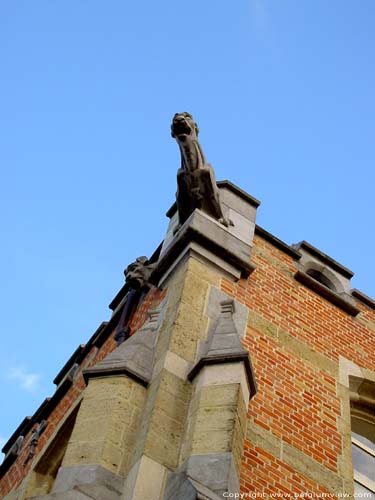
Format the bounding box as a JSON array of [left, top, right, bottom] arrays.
[[351, 288, 375, 311], [217, 180, 261, 208], [254, 225, 302, 259], [83, 315, 159, 388], [83, 365, 150, 388], [187, 352, 257, 400], [294, 270, 360, 316], [152, 209, 256, 285]]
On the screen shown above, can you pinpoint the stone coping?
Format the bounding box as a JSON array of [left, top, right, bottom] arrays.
[[187, 352, 257, 400], [83, 366, 150, 387], [351, 289, 375, 311], [0, 448, 20, 477], [152, 210, 256, 283], [52, 321, 109, 389], [53, 344, 86, 386], [294, 270, 360, 317], [1, 417, 32, 456], [0, 378, 73, 478], [293, 240, 354, 279], [254, 225, 302, 259]]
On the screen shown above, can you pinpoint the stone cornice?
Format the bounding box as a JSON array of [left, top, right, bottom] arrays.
[[293, 241, 354, 279], [254, 225, 302, 259], [0, 378, 74, 478], [351, 289, 375, 311], [53, 344, 86, 386], [83, 366, 150, 387], [153, 210, 256, 284], [294, 270, 360, 316], [188, 352, 257, 399]]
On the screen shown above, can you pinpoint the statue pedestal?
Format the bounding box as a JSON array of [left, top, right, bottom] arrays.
[[154, 181, 260, 286]]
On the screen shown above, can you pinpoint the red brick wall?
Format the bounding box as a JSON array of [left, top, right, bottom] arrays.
[[242, 442, 332, 495], [222, 234, 375, 496]]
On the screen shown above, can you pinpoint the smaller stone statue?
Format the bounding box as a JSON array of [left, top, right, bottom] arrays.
[[114, 256, 156, 346], [23, 420, 47, 466], [171, 112, 231, 229], [124, 256, 155, 291]]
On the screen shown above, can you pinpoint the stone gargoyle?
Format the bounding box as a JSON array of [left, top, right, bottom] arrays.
[[124, 256, 156, 291], [171, 112, 232, 229]]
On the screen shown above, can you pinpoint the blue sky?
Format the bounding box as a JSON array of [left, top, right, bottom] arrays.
[[0, 1, 374, 453]]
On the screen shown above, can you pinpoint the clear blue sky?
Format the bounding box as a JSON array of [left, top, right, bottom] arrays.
[[1, 1, 374, 453]]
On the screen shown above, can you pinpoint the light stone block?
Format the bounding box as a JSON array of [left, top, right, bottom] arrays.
[[122, 455, 167, 500], [50, 464, 123, 500], [160, 351, 192, 381], [196, 363, 250, 404]]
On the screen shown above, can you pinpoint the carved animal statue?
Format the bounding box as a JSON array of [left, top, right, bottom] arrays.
[[124, 256, 155, 290], [171, 112, 231, 228]]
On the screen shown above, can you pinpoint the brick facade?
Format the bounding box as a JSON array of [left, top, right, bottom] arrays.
[[222, 233, 375, 496], [1, 182, 374, 499]]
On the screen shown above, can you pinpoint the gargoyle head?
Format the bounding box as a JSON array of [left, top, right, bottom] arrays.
[[124, 256, 154, 290], [171, 112, 199, 140]]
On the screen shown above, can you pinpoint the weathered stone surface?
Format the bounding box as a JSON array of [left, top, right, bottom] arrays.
[[62, 377, 146, 477], [217, 181, 259, 222], [164, 471, 224, 500], [28, 491, 92, 499], [204, 300, 246, 357], [52, 464, 123, 496], [83, 326, 156, 386], [130, 369, 191, 471], [121, 455, 167, 500], [164, 473, 198, 500], [197, 364, 250, 404], [183, 384, 241, 459], [189, 300, 257, 398], [205, 286, 248, 339], [160, 179, 260, 284], [182, 453, 239, 495], [156, 209, 255, 284], [124, 256, 155, 291]]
